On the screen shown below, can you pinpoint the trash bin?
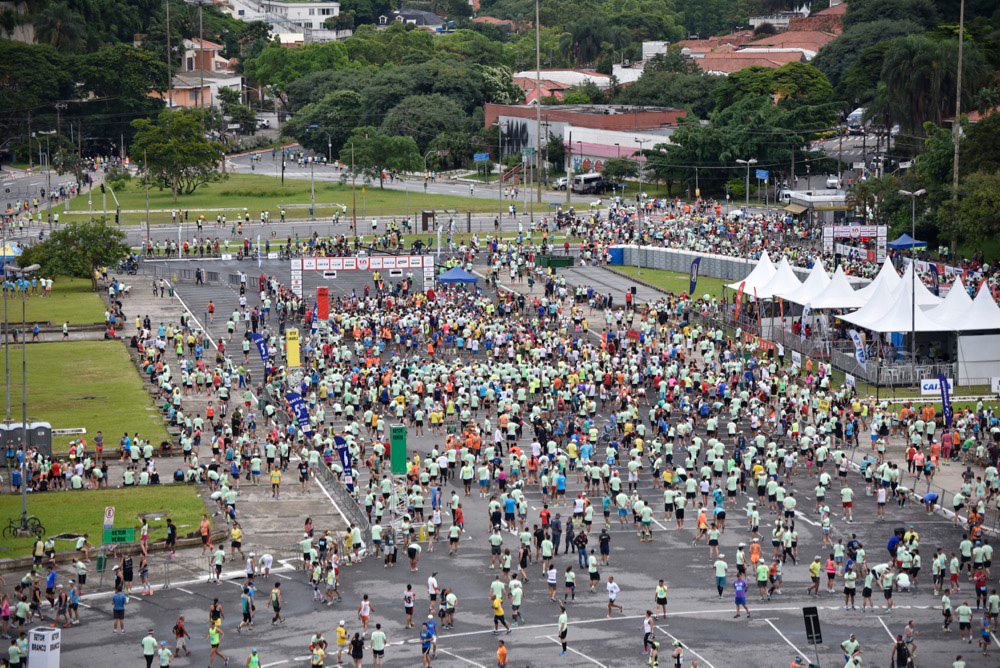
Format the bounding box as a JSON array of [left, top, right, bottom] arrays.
[[168, 285, 175, 297], [96, 555, 107, 573]]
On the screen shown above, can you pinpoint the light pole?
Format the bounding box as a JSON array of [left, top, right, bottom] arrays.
[[635, 138, 650, 276], [899, 188, 926, 387], [4, 263, 40, 530], [736, 158, 757, 210]]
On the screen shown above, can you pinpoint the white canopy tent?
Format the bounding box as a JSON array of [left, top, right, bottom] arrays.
[[726, 250, 776, 292], [926, 278, 972, 325], [955, 285, 1000, 380], [838, 277, 903, 330], [807, 266, 866, 310], [855, 278, 951, 333], [776, 261, 830, 305], [895, 263, 944, 308], [754, 257, 802, 299], [958, 284, 1000, 330], [855, 257, 901, 301]]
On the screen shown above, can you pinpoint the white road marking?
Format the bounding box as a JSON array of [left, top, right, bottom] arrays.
[[876, 615, 896, 641], [275, 573, 293, 580], [545, 635, 608, 667], [313, 473, 354, 529], [176, 588, 194, 595], [261, 661, 288, 667], [656, 626, 716, 668], [438, 648, 488, 668], [764, 619, 809, 659], [793, 511, 819, 527]]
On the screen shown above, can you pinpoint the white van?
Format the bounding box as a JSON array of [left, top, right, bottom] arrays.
[[571, 172, 605, 194]]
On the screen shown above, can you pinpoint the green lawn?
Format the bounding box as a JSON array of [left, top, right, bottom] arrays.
[[0, 486, 207, 558], [15, 277, 106, 324], [0, 341, 169, 452], [63, 173, 505, 226], [611, 266, 730, 300]]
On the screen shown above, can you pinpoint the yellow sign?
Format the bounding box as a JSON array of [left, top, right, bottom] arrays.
[[285, 328, 300, 368], [695, 188, 700, 197], [817, 398, 831, 413]]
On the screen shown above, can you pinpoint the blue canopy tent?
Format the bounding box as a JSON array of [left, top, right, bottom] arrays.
[[0, 242, 22, 274], [886, 233, 927, 250], [436, 267, 478, 284]]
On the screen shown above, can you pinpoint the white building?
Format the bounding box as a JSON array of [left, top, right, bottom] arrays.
[[259, 0, 339, 29], [562, 126, 675, 175], [223, 0, 351, 42], [612, 41, 670, 85]]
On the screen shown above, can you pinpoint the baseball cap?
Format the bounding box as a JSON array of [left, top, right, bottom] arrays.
[[340, 620, 346, 626]]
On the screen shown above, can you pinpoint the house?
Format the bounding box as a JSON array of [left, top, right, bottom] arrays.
[[739, 30, 838, 60], [471, 16, 517, 30], [696, 51, 804, 75], [258, 0, 340, 29], [378, 9, 445, 30], [512, 70, 612, 103], [223, 0, 350, 43], [181, 38, 235, 74], [153, 70, 243, 109]]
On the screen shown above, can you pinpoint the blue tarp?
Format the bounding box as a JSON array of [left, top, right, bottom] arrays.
[[887, 233, 927, 250], [436, 267, 478, 284]]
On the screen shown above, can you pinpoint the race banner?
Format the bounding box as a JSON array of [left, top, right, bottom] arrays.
[[938, 372, 953, 427], [801, 303, 812, 341], [286, 392, 312, 433], [848, 328, 866, 369], [689, 258, 701, 295], [735, 281, 746, 320], [250, 332, 268, 363]]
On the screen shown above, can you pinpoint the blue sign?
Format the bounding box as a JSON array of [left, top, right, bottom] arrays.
[[250, 333, 268, 363], [473, 152, 490, 162], [334, 436, 354, 492], [285, 392, 312, 434], [755, 169, 769, 181], [689, 258, 701, 296], [938, 372, 953, 427]]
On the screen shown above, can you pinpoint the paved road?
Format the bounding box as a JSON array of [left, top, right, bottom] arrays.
[[38, 258, 998, 668]]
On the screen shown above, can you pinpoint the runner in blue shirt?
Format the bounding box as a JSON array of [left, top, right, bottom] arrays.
[[112, 588, 127, 632], [419, 622, 433, 667], [733, 574, 751, 619]]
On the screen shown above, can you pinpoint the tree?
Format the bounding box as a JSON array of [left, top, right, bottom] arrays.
[[615, 69, 720, 118], [340, 126, 421, 187], [714, 62, 833, 111], [34, 1, 85, 51], [19, 219, 130, 289], [380, 94, 468, 152], [0, 42, 73, 138], [843, 0, 938, 31], [601, 158, 639, 183], [243, 41, 351, 106], [478, 65, 523, 104], [284, 90, 364, 157], [937, 171, 1000, 245], [435, 29, 504, 65], [963, 113, 1000, 175], [811, 20, 924, 90], [130, 109, 226, 201]]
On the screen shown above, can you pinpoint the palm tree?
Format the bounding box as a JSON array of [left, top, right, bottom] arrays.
[[34, 1, 84, 52]]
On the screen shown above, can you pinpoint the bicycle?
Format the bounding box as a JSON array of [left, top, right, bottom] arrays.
[[3, 515, 45, 539]]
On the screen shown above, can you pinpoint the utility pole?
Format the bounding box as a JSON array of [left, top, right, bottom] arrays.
[[565, 130, 572, 205], [635, 138, 650, 198], [837, 125, 843, 185], [534, 0, 542, 205], [310, 157, 315, 218], [737, 158, 758, 209], [950, 0, 965, 256], [144, 150, 151, 243], [45, 137, 52, 226], [166, 0, 173, 108], [499, 121, 505, 222], [199, 0, 205, 111], [350, 143, 356, 233]]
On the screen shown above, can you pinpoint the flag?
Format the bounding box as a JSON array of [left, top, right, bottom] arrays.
[[688, 258, 701, 295], [335, 435, 354, 492], [848, 328, 867, 369], [256, 234, 262, 267], [938, 373, 953, 427], [250, 332, 268, 363], [754, 287, 761, 333], [801, 302, 811, 341], [735, 281, 746, 320], [286, 392, 312, 433], [929, 263, 939, 296]]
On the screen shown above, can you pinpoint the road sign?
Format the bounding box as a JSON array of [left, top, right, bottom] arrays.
[[755, 169, 769, 181], [103, 528, 134, 544], [103, 506, 115, 530], [473, 152, 490, 162], [522, 147, 536, 156], [852, 161, 865, 169], [803, 606, 823, 645]]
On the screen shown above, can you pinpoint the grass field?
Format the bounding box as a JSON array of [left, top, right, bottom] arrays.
[[611, 265, 730, 300], [62, 173, 505, 226], [0, 341, 169, 452], [12, 277, 106, 324], [0, 486, 207, 558]]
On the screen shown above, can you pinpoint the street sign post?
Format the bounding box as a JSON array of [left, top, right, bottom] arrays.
[[103, 528, 134, 544], [473, 152, 490, 162], [755, 168, 769, 181], [103, 506, 115, 530], [802, 606, 823, 667]]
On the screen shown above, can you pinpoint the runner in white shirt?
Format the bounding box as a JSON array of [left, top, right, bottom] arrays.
[[607, 576, 623, 617]]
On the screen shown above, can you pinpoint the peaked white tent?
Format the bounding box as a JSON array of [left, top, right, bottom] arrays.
[[927, 278, 972, 326], [860, 277, 951, 333], [892, 263, 943, 308], [726, 250, 776, 292], [776, 261, 830, 305], [755, 257, 802, 299], [839, 277, 903, 330], [855, 257, 901, 301], [959, 284, 1000, 331], [808, 266, 866, 310]]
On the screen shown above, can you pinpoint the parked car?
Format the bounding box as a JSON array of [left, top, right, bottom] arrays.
[[552, 176, 568, 190], [825, 175, 840, 188]]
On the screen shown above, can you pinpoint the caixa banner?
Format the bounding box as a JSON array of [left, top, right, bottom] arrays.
[[919, 377, 953, 396]]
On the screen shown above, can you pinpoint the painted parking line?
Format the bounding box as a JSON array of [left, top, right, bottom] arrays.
[[876, 616, 896, 641], [655, 626, 716, 668], [545, 635, 608, 667], [763, 619, 809, 659], [437, 648, 488, 668]]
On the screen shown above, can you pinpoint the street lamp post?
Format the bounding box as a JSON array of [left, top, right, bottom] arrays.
[[4, 263, 40, 530], [736, 158, 758, 210], [899, 188, 926, 387], [635, 138, 650, 276]]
